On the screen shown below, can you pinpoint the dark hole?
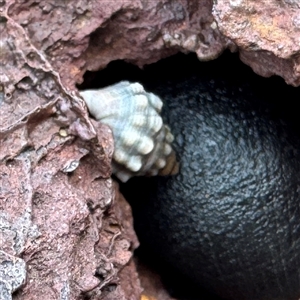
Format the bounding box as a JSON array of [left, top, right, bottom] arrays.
[[78, 51, 300, 134], [0, 16, 7, 23], [94, 271, 105, 282], [79, 50, 300, 300], [101, 283, 117, 293]]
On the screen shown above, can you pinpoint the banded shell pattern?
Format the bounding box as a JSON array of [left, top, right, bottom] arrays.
[[80, 81, 179, 182]]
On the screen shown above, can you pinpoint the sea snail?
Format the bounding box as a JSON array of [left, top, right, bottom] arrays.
[[80, 81, 179, 182], [121, 74, 300, 300]]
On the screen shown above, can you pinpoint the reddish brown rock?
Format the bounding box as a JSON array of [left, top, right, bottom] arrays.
[[0, 8, 141, 300], [3, 0, 300, 299], [6, 0, 300, 87], [213, 0, 300, 86], [6, 0, 231, 89]]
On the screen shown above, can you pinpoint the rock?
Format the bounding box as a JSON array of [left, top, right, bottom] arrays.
[[213, 0, 300, 86], [7, 0, 229, 89], [4, 0, 300, 298], [7, 0, 300, 87], [0, 11, 140, 300]]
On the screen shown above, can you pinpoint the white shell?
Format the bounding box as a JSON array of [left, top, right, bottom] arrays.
[[80, 81, 178, 182]]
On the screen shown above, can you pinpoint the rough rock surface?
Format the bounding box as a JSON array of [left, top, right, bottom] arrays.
[[213, 0, 300, 86], [3, 0, 300, 299], [0, 251, 26, 300], [6, 0, 233, 89], [0, 8, 141, 300], [5, 0, 300, 87]]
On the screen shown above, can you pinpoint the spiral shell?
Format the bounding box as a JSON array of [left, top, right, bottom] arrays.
[[80, 81, 179, 182]]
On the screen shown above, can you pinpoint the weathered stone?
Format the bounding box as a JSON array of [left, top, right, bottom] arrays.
[[0, 7, 140, 300], [6, 0, 231, 89], [213, 0, 300, 86], [6, 0, 300, 87]]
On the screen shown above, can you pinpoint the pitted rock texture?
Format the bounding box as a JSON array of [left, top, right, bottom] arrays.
[[0, 251, 26, 300], [5, 0, 300, 87], [0, 8, 141, 300], [122, 54, 300, 300], [6, 0, 232, 89], [213, 0, 300, 86]]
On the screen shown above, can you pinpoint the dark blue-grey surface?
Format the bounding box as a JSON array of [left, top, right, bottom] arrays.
[[122, 63, 300, 300], [81, 52, 300, 300]]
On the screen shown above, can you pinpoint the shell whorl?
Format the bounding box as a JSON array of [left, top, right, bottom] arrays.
[[80, 81, 179, 182]]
